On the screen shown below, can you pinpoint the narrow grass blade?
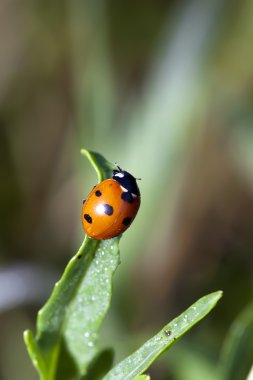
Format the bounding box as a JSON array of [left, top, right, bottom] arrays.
[[104, 291, 222, 380]]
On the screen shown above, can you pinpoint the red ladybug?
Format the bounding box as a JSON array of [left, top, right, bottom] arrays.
[[82, 166, 140, 240]]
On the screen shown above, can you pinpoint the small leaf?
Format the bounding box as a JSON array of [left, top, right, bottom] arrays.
[[24, 150, 120, 380], [81, 149, 115, 182], [219, 302, 253, 380], [24, 329, 47, 378], [133, 375, 151, 380], [103, 291, 223, 380]]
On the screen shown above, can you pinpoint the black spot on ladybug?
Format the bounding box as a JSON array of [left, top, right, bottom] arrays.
[[121, 191, 133, 204], [122, 217, 132, 226], [95, 190, 102, 197], [104, 204, 114, 216], [84, 214, 92, 223], [82, 199, 86, 204]]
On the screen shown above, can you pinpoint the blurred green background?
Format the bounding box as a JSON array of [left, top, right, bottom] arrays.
[[1, 0, 253, 379]]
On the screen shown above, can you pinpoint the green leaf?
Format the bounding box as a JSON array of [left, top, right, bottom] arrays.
[[24, 150, 120, 380], [219, 302, 253, 380], [133, 376, 151, 380], [80, 149, 116, 182], [24, 329, 47, 377], [103, 291, 223, 380]]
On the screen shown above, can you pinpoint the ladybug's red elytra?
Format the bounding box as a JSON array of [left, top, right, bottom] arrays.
[[82, 166, 141, 240]]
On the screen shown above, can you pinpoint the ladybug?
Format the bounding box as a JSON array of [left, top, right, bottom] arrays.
[[82, 166, 141, 240]]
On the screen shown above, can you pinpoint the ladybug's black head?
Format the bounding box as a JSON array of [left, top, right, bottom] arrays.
[[112, 168, 140, 196]]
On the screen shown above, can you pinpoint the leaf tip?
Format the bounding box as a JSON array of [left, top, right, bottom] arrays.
[[202, 290, 223, 312], [23, 329, 46, 377], [23, 329, 32, 345], [211, 290, 223, 302], [80, 148, 89, 157]]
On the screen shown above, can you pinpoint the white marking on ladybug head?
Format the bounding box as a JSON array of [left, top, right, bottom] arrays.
[[131, 193, 137, 198], [120, 185, 127, 192], [114, 172, 124, 178]]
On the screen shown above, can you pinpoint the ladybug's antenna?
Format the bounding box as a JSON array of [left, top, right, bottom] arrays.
[[114, 162, 122, 171]]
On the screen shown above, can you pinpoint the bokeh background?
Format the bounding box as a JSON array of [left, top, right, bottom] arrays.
[[1, 0, 253, 379]]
